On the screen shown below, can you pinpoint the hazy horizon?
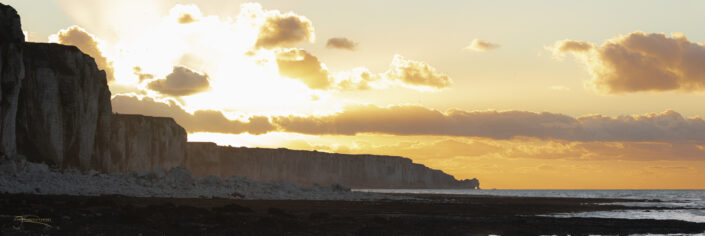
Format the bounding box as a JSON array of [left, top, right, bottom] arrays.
[[6, 0, 705, 189]]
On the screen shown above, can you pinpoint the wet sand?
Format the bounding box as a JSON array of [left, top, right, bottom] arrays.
[[1, 193, 704, 235]]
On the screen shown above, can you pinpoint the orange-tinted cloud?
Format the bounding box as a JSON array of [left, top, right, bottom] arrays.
[[274, 104, 705, 142], [275, 48, 331, 90], [332, 55, 453, 91], [333, 68, 379, 90], [254, 8, 314, 49], [111, 95, 275, 134], [146, 66, 211, 96], [272, 47, 451, 91], [550, 31, 705, 93], [115, 96, 705, 145], [326, 37, 358, 51], [551, 40, 594, 53], [50, 26, 114, 82], [295, 137, 705, 162], [383, 55, 452, 90], [465, 39, 500, 52]]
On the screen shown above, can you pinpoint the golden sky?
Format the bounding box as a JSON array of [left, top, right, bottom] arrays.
[[9, 0, 705, 189]]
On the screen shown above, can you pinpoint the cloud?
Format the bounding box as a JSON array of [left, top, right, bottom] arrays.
[[253, 6, 315, 49], [111, 95, 275, 135], [550, 40, 594, 54], [168, 4, 202, 24], [383, 55, 452, 90], [331, 55, 453, 91], [550, 31, 705, 93], [333, 68, 381, 91], [133, 66, 154, 82], [273, 52, 452, 92], [274, 104, 705, 142], [567, 141, 705, 161], [274, 104, 579, 138], [465, 39, 500, 52], [275, 48, 332, 90], [284, 135, 705, 164], [50, 26, 115, 82], [326, 37, 358, 50], [146, 66, 211, 96], [178, 15, 197, 24]]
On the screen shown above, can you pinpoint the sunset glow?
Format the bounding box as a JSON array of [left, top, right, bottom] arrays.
[[9, 0, 705, 189]]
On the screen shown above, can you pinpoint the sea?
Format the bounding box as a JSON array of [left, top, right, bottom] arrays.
[[355, 189, 705, 224]]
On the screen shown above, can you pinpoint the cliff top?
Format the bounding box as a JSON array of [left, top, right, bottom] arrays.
[[113, 114, 187, 137], [23, 42, 102, 76], [189, 142, 415, 163], [113, 113, 181, 124]]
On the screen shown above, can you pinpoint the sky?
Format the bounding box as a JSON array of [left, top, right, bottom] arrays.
[[7, 0, 705, 189]]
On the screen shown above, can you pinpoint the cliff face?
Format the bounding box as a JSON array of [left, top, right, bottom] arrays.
[[0, 3, 25, 157], [110, 114, 187, 172], [0, 4, 186, 174], [186, 143, 480, 189], [16, 43, 112, 170], [185, 142, 221, 177]]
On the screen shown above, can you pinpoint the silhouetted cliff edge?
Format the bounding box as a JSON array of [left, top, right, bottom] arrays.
[[0, 3, 479, 189]]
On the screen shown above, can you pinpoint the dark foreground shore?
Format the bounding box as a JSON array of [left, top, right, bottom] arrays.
[[1, 193, 704, 235]]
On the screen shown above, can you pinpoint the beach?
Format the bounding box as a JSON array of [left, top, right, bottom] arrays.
[[2, 193, 704, 235]]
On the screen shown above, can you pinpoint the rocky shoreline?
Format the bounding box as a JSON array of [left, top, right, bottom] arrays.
[[1, 193, 704, 235]]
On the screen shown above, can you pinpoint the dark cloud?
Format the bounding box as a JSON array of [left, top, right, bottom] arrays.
[[274, 104, 705, 142], [111, 95, 275, 135], [326, 37, 358, 51], [254, 11, 314, 49], [111, 95, 705, 160], [276, 48, 331, 89], [147, 66, 210, 96], [52, 26, 115, 82], [384, 55, 452, 90], [551, 31, 705, 93]]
